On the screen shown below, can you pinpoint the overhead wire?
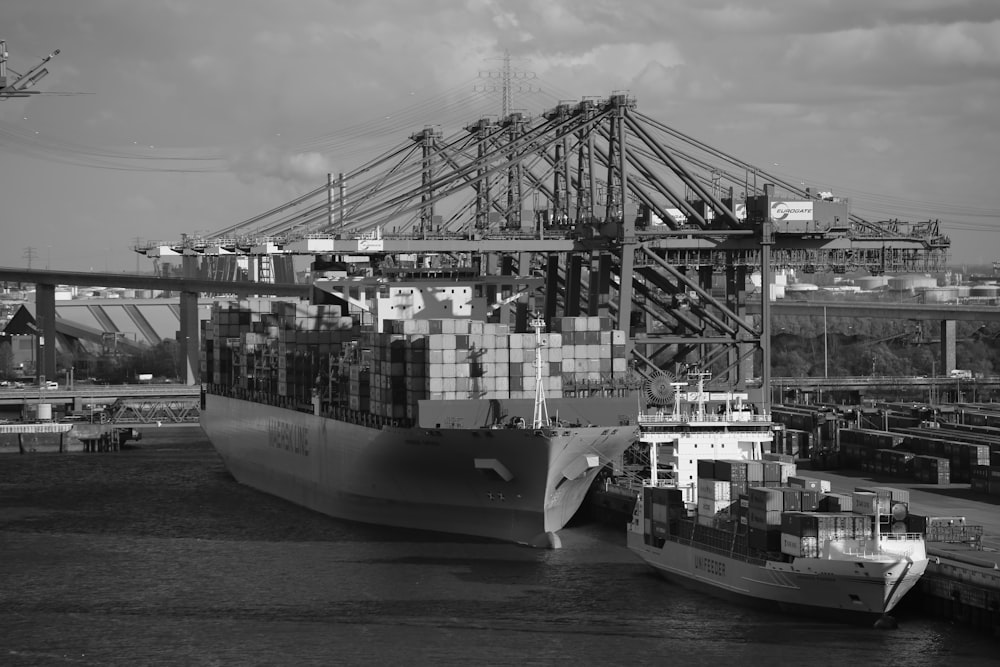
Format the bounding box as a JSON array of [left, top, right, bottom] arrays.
[[8, 67, 993, 242]]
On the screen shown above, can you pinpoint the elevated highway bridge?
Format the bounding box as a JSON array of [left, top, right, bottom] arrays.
[[771, 374, 1000, 403], [2, 377, 995, 426], [0, 384, 201, 425]]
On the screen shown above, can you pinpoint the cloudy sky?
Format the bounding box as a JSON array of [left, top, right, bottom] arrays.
[[1, 0, 998, 273]]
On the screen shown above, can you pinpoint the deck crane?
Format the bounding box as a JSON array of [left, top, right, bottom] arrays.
[[0, 40, 60, 99]]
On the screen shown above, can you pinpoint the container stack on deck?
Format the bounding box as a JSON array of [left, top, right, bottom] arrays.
[[690, 461, 919, 558], [779, 512, 872, 559], [201, 301, 632, 421], [642, 486, 686, 545], [202, 300, 357, 407]]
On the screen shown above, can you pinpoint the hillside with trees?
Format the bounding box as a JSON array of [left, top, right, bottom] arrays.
[[770, 315, 999, 378]]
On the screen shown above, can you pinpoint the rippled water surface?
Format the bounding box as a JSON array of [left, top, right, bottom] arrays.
[[2, 426, 995, 665]]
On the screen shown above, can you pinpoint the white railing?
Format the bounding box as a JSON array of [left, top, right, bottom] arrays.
[[837, 533, 925, 560], [638, 412, 772, 425]]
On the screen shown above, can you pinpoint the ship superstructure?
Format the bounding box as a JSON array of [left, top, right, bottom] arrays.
[[636, 372, 776, 503]]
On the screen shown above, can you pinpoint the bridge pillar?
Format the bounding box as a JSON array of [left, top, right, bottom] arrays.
[[617, 209, 636, 346], [544, 254, 559, 324], [588, 252, 611, 319], [565, 254, 583, 316], [34, 282, 57, 384], [179, 291, 200, 385], [940, 319, 957, 374], [496, 254, 512, 325], [515, 253, 530, 332], [727, 265, 753, 388]]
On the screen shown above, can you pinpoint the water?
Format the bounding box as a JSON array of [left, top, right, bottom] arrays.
[[2, 427, 995, 666]]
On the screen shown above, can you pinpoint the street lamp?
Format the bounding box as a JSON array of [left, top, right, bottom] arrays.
[[823, 306, 828, 378], [930, 359, 936, 405]]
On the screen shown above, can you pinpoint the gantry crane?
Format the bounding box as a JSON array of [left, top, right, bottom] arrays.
[[138, 95, 951, 411]]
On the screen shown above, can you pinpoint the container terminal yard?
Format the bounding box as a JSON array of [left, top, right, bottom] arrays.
[[2, 91, 998, 632], [774, 400, 1000, 634]]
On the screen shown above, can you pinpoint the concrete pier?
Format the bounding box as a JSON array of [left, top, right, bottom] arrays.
[[920, 545, 1000, 635], [0, 422, 74, 453], [0, 422, 140, 453]]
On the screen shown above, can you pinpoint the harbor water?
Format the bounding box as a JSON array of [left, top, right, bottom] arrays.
[[2, 427, 995, 666]]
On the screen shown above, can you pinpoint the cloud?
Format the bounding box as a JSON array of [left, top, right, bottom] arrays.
[[228, 144, 332, 185], [782, 20, 1000, 86], [2, 0, 999, 268]]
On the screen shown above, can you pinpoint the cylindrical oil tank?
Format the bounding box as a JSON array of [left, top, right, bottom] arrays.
[[855, 276, 889, 290], [37, 403, 52, 421], [970, 284, 1000, 298], [889, 274, 937, 291], [922, 287, 958, 303]]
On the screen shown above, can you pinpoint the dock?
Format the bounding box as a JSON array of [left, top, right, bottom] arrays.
[[813, 469, 1000, 634], [0, 422, 74, 453], [0, 422, 141, 453]]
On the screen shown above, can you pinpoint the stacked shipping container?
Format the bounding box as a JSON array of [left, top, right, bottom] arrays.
[[202, 301, 632, 423], [202, 300, 358, 406], [971, 465, 1000, 497], [690, 466, 918, 557]]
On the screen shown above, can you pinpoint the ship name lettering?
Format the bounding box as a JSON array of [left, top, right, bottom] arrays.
[[694, 556, 726, 577], [268, 419, 309, 456]]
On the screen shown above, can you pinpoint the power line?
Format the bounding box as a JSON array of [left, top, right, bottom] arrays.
[[22, 246, 37, 270], [475, 49, 540, 118]]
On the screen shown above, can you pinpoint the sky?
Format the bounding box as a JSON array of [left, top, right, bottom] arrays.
[[1, 0, 998, 274]]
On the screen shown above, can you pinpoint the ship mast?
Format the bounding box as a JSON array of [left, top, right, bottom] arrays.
[[531, 315, 550, 429], [875, 498, 881, 553], [691, 370, 710, 421], [670, 382, 686, 420]]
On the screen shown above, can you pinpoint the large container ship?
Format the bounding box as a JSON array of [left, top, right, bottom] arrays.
[[625, 381, 927, 621], [199, 267, 639, 548]]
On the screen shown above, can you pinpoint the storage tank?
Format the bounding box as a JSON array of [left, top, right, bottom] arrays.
[[970, 284, 1000, 298], [37, 403, 52, 421], [922, 287, 958, 303], [855, 276, 889, 290], [889, 274, 937, 292]]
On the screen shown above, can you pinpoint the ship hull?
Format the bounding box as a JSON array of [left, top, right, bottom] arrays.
[[627, 530, 927, 621], [202, 394, 637, 547]]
